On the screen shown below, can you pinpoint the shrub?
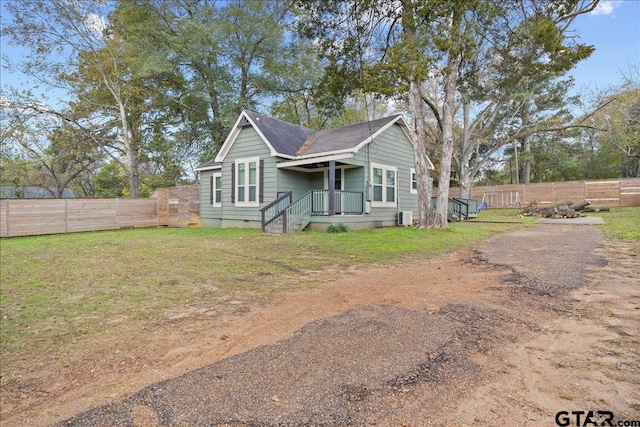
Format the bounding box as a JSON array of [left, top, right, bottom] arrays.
[[326, 223, 348, 233]]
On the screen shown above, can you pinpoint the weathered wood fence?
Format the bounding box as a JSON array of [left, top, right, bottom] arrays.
[[0, 185, 200, 238], [449, 178, 640, 208], [2, 179, 639, 237]]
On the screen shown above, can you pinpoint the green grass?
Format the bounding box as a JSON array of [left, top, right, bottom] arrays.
[[0, 206, 637, 387], [593, 207, 640, 242]]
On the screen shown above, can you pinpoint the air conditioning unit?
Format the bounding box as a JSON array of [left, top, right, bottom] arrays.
[[398, 211, 413, 226]]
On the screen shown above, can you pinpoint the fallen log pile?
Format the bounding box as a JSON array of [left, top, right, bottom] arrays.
[[522, 199, 602, 218]]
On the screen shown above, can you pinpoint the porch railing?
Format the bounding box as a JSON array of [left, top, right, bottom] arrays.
[[431, 197, 473, 221], [449, 198, 470, 221], [259, 191, 292, 232], [453, 198, 478, 218], [311, 190, 364, 215], [260, 190, 364, 233], [284, 191, 313, 233]]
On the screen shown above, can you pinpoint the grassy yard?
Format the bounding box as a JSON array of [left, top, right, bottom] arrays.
[[0, 207, 637, 388]]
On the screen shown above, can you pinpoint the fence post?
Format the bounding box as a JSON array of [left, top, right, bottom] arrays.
[[5, 200, 9, 238], [65, 199, 69, 233], [619, 179, 622, 206]]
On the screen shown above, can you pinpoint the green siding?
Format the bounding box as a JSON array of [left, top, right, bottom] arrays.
[[224, 127, 273, 222], [351, 124, 418, 223], [277, 168, 313, 200], [200, 127, 273, 227], [200, 121, 419, 229], [199, 169, 222, 227], [344, 167, 364, 193]]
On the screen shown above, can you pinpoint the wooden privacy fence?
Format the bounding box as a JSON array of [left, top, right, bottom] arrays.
[[0, 185, 200, 238], [2, 179, 639, 237], [449, 178, 640, 208]]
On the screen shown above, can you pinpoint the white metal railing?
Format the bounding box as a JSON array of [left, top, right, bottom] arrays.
[[261, 190, 364, 234], [284, 191, 313, 233]]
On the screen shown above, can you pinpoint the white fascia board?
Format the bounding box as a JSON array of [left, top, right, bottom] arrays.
[[276, 153, 354, 169], [396, 117, 435, 170], [214, 113, 246, 163], [369, 115, 436, 171], [286, 117, 408, 161], [293, 147, 357, 160], [194, 164, 222, 172], [214, 111, 296, 162], [351, 115, 403, 153], [242, 114, 281, 158]]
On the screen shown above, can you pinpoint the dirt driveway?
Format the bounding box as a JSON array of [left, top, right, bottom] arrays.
[[7, 223, 640, 426]]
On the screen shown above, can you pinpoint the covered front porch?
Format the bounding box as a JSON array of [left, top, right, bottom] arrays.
[[260, 189, 366, 233], [261, 158, 369, 233]]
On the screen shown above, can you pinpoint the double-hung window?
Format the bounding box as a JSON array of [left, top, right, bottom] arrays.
[[235, 157, 260, 206], [211, 172, 222, 206], [371, 163, 397, 207]]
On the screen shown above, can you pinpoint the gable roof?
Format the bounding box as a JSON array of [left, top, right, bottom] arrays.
[[296, 115, 403, 157], [243, 110, 315, 157], [206, 109, 433, 169], [214, 110, 314, 163], [194, 159, 221, 172]]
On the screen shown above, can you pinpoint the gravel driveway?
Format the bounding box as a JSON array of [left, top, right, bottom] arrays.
[[55, 224, 611, 427]]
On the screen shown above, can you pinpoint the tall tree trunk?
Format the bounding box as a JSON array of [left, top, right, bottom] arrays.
[[128, 144, 140, 198], [409, 80, 434, 228], [522, 101, 532, 184], [459, 163, 472, 199], [435, 6, 461, 227], [118, 106, 140, 198], [400, 0, 434, 227], [458, 99, 472, 199]]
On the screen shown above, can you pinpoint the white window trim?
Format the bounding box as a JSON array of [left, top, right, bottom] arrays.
[[370, 162, 397, 208], [235, 156, 260, 207], [410, 168, 417, 194], [212, 172, 222, 207]]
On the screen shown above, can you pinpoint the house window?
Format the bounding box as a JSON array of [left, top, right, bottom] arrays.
[[371, 163, 397, 207], [235, 157, 260, 206], [212, 173, 222, 206], [410, 168, 417, 194]]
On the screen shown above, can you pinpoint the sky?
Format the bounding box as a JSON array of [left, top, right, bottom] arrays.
[[565, 0, 640, 96], [1, 0, 639, 103]]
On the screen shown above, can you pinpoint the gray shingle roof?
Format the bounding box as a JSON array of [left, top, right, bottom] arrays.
[[194, 159, 221, 171], [244, 110, 315, 157], [198, 110, 407, 170], [297, 115, 402, 156]]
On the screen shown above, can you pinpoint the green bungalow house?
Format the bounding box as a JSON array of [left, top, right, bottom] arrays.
[[195, 110, 435, 233]]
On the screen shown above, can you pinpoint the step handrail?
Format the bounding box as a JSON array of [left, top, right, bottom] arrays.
[[450, 198, 470, 220], [259, 191, 292, 232], [284, 191, 313, 233]]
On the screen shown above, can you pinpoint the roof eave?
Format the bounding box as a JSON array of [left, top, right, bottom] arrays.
[[276, 153, 355, 169], [214, 111, 282, 163], [194, 164, 222, 172]]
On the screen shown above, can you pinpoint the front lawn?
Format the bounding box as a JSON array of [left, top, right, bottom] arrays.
[[1, 206, 636, 392]]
